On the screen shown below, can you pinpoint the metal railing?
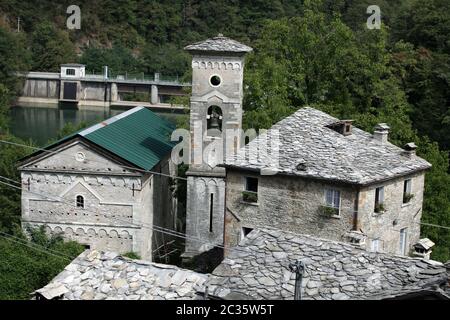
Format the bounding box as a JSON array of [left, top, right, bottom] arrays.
[[85, 71, 185, 84]]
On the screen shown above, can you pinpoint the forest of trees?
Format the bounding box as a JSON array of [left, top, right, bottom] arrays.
[[0, 0, 448, 297]]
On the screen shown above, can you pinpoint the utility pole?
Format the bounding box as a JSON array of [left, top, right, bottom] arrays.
[[289, 260, 306, 300], [17, 17, 21, 32]]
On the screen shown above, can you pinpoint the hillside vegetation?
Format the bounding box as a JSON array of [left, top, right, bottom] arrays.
[[0, 0, 448, 265]]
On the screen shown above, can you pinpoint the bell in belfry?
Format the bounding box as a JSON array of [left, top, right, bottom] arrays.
[[209, 110, 221, 130]]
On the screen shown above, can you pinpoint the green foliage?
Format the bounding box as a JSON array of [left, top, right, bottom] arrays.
[[0, 27, 30, 94], [242, 191, 258, 203], [80, 45, 141, 75], [0, 133, 33, 234], [319, 205, 340, 217], [416, 137, 450, 262], [123, 252, 140, 260], [55, 121, 89, 140], [0, 226, 84, 300], [374, 203, 386, 214], [30, 22, 76, 72]]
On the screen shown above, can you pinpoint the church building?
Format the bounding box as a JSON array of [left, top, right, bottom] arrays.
[[18, 107, 177, 260]]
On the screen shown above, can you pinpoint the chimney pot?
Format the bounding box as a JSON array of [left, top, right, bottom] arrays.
[[403, 142, 417, 158], [373, 123, 390, 144]]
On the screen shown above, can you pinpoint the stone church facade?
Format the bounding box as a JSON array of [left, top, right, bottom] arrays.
[[18, 107, 177, 260]]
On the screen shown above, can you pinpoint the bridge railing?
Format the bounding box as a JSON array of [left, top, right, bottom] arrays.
[[85, 70, 185, 84]]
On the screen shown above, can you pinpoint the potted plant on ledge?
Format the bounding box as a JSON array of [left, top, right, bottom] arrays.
[[374, 203, 386, 214], [242, 191, 258, 203], [319, 205, 339, 217], [403, 193, 414, 203]]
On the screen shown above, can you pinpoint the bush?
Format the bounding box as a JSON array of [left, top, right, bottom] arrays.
[[319, 205, 339, 217], [242, 191, 258, 203], [0, 226, 84, 300]]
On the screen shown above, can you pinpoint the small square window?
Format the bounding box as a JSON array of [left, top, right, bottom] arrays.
[[242, 227, 253, 237], [243, 177, 258, 203], [66, 68, 76, 76]]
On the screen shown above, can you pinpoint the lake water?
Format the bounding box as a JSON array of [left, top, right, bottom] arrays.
[[9, 105, 184, 146]]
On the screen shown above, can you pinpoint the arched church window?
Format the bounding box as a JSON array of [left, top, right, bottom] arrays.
[[76, 195, 85, 209], [207, 105, 223, 135]]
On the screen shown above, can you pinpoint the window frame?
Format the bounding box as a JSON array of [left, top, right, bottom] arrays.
[[371, 238, 380, 252], [324, 189, 341, 216], [76, 195, 85, 209], [66, 68, 76, 76], [399, 228, 408, 255], [403, 179, 413, 204], [243, 177, 258, 203], [374, 186, 385, 213]]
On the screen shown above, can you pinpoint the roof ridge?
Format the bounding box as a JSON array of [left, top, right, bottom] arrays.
[[79, 107, 145, 136]]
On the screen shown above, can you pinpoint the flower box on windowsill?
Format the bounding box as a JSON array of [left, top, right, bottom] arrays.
[[319, 205, 340, 218], [403, 193, 414, 204], [374, 203, 386, 214], [242, 191, 258, 204]]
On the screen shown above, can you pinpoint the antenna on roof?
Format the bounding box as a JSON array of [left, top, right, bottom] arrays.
[[289, 260, 306, 300]]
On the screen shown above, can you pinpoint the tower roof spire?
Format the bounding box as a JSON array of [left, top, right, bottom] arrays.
[[184, 35, 252, 54]]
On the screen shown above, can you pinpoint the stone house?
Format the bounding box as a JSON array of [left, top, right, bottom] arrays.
[[18, 107, 177, 260], [222, 107, 432, 256]]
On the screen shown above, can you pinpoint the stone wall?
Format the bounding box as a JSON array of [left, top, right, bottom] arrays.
[[19, 140, 175, 260], [224, 169, 426, 257], [184, 53, 246, 258], [224, 170, 356, 248], [184, 176, 226, 256], [358, 172, 425, 255]]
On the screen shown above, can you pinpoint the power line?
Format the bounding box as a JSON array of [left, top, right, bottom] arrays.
[[5, 138, 445, 230], [0, 177, 254, 257], [0, 232, 72, 261], [0, 139, 188, 181], [0, 230, 76, 260]]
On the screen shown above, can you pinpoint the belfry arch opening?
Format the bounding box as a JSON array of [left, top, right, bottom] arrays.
[[207, 105, 223, 135]]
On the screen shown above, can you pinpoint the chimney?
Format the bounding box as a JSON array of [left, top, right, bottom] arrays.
[[326, 120, 353, 136], [403, 142, 417, 158], [373, 123, 390, 144], [413, 238, 435, 260]]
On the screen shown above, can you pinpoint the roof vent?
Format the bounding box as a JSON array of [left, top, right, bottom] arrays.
[[413, 238, 435, 260], [327, 120, 353, 136], [373, 123, 390, 144], [296, 163, 307, 171], [403, 142, 417, 158]]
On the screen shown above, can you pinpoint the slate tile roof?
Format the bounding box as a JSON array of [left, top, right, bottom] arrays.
[[35, 250, 207, 300], [184, 35, 253, 54], [206, 228, 448, 300], [224, 107, 431, 185]]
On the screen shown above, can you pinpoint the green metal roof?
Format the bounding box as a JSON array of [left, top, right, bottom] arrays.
[[26, 107, 176, 171]]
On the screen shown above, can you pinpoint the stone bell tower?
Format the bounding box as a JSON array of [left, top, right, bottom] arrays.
[[182, 35, 252, 259]]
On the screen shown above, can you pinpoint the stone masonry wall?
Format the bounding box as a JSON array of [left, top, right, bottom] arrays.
[[358, 172, 425, 255], [20, 140, 155, 259], [225, 169, 426, 257], [225, 170, 356, 247]]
